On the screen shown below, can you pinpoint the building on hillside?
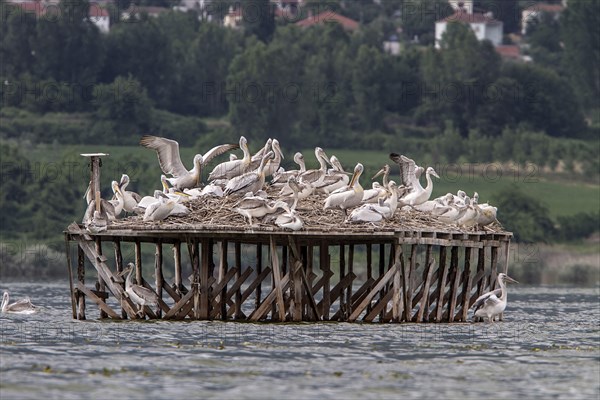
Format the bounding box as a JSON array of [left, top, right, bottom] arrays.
[[383, 34, 401, 56], [435, 10, 503, 48], [521, 2, 565, 34], [121, 5, 170, 20]]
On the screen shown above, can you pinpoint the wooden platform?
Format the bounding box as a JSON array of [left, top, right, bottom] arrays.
[[64, 222, 512, 323]]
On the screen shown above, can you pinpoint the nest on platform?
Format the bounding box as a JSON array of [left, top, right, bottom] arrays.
[[108, 188, 506, 235]]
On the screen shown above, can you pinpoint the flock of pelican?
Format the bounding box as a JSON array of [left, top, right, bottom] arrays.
[[82, 135, 500, 233]]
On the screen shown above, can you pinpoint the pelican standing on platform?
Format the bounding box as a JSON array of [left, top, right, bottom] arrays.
[[224, 151, 274, 197], [324, 163, 365, 214], [472, 273, 519, 323], [208, 136, 251, 181], [1, 291, 37, 314], [390, 153, 439, 207], [120, 263, 159, 317], [140, 135, 238, 190]]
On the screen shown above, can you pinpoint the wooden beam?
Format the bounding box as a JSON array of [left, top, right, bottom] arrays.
[[112, 238, 126, 319], [364, 290, 394, 322], [95, 238, 107, 319], [433, 246, 448, 322], [154, 241, 163, 318], [173, 241, 183, 296], [255, 244, 263, 309], [234, 241, 243, 319], [164, 289, 194, 319], [77, 245, 86, 320], [249, 273, 290, 322], [317, 272, 356, 320], [64, 236, 76, 319], [392, 244, 402, 322], [270, 236, 286, 321], [347, 244, 354, 318], [460, 247, 473, 321], [218, 240, 229, 320], [320, 242, 331, 320], [77, 282, 121, 319], [416, 258, 435, 322], [348, 263, 399, 322], [447, 247, 461, 322], [200, 239, 210, 319]]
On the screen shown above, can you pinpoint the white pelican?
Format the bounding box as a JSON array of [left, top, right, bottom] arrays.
[[140, 135, 237, 190], [233, 195, 289, 225], [270, 152, 306, 186], [120, 263, 159, 317], [476, 205, 498, 227], [279, 176, 301, 211], [263, 139, 284, 178], [346, 200, 391, 224], [383, 180, 399, 215], [223, 151, 273, 197], [82, 198, 116, 226], [298, 147, 329, 186], [372, 164, 391, 186], [324, 163, 364, 214], [434, 197, 468, 224], [314, 156, 350, 194], [109, 180, 124, 216], [390, 153, 439, 207], [472, 273, 518, 323], [117, 174, 142, 213], [200, 183, 224, 198], [456, 196, 479, 227], [1, 291, 37, 314], [208, 136, 251, 181], [133, 190, 163, 214], [361, 182, 387, 204], [246, 138, 273, 171], [143, 193, 177, 222], [275, 209, 304, 230], [279, 176, 314, 200]]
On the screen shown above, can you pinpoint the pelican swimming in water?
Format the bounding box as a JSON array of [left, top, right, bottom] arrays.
[[208, 136, 251, 181], [119, 263, 159, 317], [390, 154, 439, 207], [140, 135, 238, 190], [1, 292, 37, 314], [324, 163, 364, 215], [224, 151, 273, 197], [472, 273, 519, 323]]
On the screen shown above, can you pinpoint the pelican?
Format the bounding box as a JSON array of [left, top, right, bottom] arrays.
[[275, 209, 304, 231], [120, 263, 159, 317], [246, 138, 273, 171], [270, 152, 306, 186], [200, 183, 224, 197], [390, 154, 439, 207], [346, 199, 391, 224], [143, 193, 177, 222], [140, 135, 238, 190], [224, 151, 273, 197], [314, 156, 350, 194], [476, 205, 498, 227], [434, 197, 468, 224], [233, 195, 289, 225], [298, 147, 329, 186], [383, 180, 399, 215], [324, 163, 364, 214], [263, 139, 284, 178], [1, 292, 37, 314], [279, 176, 301, 211], [208, 136, 251, 181], [279, 176, 314, 200], [372, 164, 391, 186], [109, 180, 124, 216], [117, 174, 142, 213], [83, 198, 116, 226], [472, 273, 519, 323], [361, 182, 387, 204], [456, 196, 479, 227]]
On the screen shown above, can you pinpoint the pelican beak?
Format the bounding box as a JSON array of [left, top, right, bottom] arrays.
[[348, 168, 359, 188], [432, 170, 440, 179], [372, 168, 385, 180], [505, 275, 519, 284]]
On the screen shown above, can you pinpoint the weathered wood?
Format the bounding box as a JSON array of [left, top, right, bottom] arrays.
[[218, 240, 229, 320], [364, 290, 394, 322], [412, 245, 433, 310], [476, 247, 486, 298], [255, 244, 263, 309], [433, 246, 449, 322], [234, 241, 243, 318], [95, 238, 107, 319], [191, 240, 200, 319], [200, 239, 211, 319], [339, 244, 346, 318], [112, 239, 126, 318], [348, 263, 399, 322], [64, 236, 76, 319], [447, 247, 461, 322], [391, 244, 402, 322], [249, 273, 290, 322], [134, 240, 142, 284], [318, 272, 356, 320], [164, 289, 194, 319], [416, 257, 435, 322], [211, 267, 252, 319], [270, 237, 286, 321], [77, 282, 121, 319], [457, 247, 473, 321], [173, 242, 183, 296], [154, 242, 163, 318], [378, 243, 386, 320], [320, 242, 331, 320], [77, 245, 86, 320], [292, 252, 303, 322], [347, 244, 354, 318], [229, 267, 272, 319], [366, 243, 373, 314], [330, 277, 375, 321], [490, 246, 499, 289]]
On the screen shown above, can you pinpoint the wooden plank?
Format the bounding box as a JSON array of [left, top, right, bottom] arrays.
[[317, 272, 356, 320], [77, 245, 86, 320], [255, 244, 263, 310], [330, 277, 375, 321], [412, 245, 432, 309], [248, 273, 291, 322], [476, 247, 486, 298], [154, 242, 163, 318], [433, 246, 449, 322], [113, 239, 127, 319], [447, 247, 461, 322], [401, 247, 410, 321], [460, 247, 473, 321], [191, 240, 200, 319], [366, 243, 372, 314], [199, 240, 210, 319], [64, 236, 76, 319], [339, 244, 346, 318], [228, 266, 271, 319], [490, 246, 499, 288], [364, 290, 394, 322], [77, 282, 121, 319], [211, 267, 252, 319], [234, 241, 243, 318], [348, 263, 399, 322], [95, 238, 107, 319], [347, 244, 354, 318], [173, 242, 183, 296], [164, 289, 194, 319], [392, 244, 402, 322], [378, 243, 386, 321], [134, 240, 142, 284], [270, 236, 286, 321], [416, 258, 436, 322], [320, 242, 331, 320]]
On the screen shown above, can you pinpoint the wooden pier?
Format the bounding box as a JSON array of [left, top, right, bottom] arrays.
[[64, 223, 512, 323]]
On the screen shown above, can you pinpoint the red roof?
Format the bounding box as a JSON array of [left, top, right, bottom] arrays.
[[439, 11, 501, 25], [524, 3, 564, 13], [296, 11, 359, 31], [495, 45, 521, 59]]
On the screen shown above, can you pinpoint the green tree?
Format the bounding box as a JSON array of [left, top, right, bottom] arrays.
[[352, 45, 387, 130], [399, 0, 453, 45], [0, 6, 37, 77], [242, 0, 275, 42], [561, 0, 600, 110], [475, 0, 521, 34]]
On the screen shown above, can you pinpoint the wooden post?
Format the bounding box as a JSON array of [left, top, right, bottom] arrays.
[[113, 238, 127, 319], [77, 245, 86, 320], [192, 240, 200, 319], [347, 244, 354, 318], [339, 244, 346, 318], [154, 241, 164, 318], [378, 243, 386, 320], [173, 242, 183, 296], [416, 245, 434, 322], [64, 236, 76, 319], [392, 243, 402, 322], [255, 244, 263, 310], [134, 240, 142, 285], [200, 239, 210, 319], [270, 236, 286, 321], [433, 246, 448, 322], [476, 247, 486, 298], [320, 242, 331, 320], [447, 247, 460, 322], [95, 238, 107, 319], [460, 247, 473, 321], [490, 246, 498, 290], [234, 241, 243, 319], [219, 240, 228, 320], [366, 243, 372, 314]]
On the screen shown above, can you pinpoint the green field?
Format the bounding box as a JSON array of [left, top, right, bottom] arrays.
[[26, 143, 600, 219]]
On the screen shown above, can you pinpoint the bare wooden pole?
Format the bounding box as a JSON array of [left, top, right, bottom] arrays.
[[219, 240, 228, 320], [113, 238, 126, 319], [347, 244, 354, 318], [378, 243, 386, 320], [339, 244, 346, 318], [460, 247, 473, 322], [64, 236, 76, 319], [416, 245, 434, 322], [134, 240, 142, 285], [490, 246, 499, 290], [154, 241, 164, 318], [234, 241, 243, 319], [392, 243, 402, 322], [366, 243, 372, 314], [433, 246, 448, 322], [173, 242, 182, 296], [320, 242, 331, 320], [77, 245, 86, 320], [192, 240, 200, 319], [200, 239, 210, 319], [95, 238, 107, 319], [255, 244, 263, 310], [447, 247, 460, 322]]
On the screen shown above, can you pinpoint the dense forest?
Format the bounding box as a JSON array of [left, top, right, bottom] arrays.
[[0, 0, 599, 249]]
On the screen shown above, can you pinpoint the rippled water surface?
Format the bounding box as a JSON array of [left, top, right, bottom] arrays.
[[1, 283, 598, 399]]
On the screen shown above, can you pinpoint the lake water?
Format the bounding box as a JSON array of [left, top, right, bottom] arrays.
[[1, 283, 598, 399]]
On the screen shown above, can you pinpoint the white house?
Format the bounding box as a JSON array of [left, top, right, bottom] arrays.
[[435, 11, 503, 48]]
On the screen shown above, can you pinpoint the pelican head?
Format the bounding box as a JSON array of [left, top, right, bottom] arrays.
[[372, 164, 390, 180], [119, 174, 130, 188], [473, 192, 479, 204], [349, 163, 364, 187], [111, 180, 122, 195], [498, 273, 519, 285], [427, 167, 440, 179], [293, 152, 303, 164], [240, 135, 248, 148], [160, 175, 170, 193], [272, 139, 283, 159], [457, 190, 466, 199], [193, 154, 203, 168]]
